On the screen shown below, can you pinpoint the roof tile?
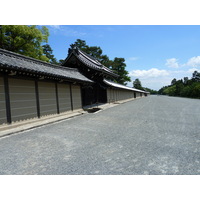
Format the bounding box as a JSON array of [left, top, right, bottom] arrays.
[[0, 48, 92, 83]]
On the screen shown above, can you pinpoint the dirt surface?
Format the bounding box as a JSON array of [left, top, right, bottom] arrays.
[[0, 96, 199, 174]]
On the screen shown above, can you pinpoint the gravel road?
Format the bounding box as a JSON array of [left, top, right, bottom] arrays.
[[0, 95, 199, 175]]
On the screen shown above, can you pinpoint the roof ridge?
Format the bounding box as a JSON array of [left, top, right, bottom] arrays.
[[0, 48, 78, 72], [75, 48, 118, 75], [77, 48, 102, 66]]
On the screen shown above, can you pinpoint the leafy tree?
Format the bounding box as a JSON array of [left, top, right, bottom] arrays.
[[73, 39, 103, 60], [74, 39, 88, 50], [164, 85, 176, 96], [0, 25, 50, 62], [73, 39, 107, 64], [143, 87, 158, 94], [183, 77, 189, 85], [158, 86, 169, 95], [158, 70, 200, 99], [180, 85, 191, 97], [58, 59, 65, 64], [100, 55, 113, 68], [133, 78, 143, 90], [171, 78, 177, 85], [111, 57, 131, 85], [192, 71, 200, 81], [190, 82, 200, 98], [177, 80, 184, 96], [42, 44, 58, 64]]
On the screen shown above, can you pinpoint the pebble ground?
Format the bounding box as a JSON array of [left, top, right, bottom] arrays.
[[0, 95, 199, 175]]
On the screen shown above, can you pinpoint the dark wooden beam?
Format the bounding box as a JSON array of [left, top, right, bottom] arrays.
[[4, 74, 12, 124], [55, 82, 60, 114], [69, 84, 73, 111], [35, 80, 40, 118]]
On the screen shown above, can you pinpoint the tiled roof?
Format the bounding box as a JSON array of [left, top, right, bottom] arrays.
[[63, 47, 119, 78], [0, 48, 93, 83], [103, 79, 149, 93]]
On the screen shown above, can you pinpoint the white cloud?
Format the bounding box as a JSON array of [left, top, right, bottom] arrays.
[[187, 68, 199, 73], [127, 56, 200, 90], [48, 25, 86, 37], [129, 57, 139, 61], [49, 25, 61, 29], [165, 58, 180, 68], [186, 56, 200, 67], [129, 68, 169, 78]]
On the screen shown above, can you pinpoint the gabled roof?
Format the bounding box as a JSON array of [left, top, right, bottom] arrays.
[[0, 48, 92, 83], [103, 79, 149, 93], [62, 46, 119, 78]]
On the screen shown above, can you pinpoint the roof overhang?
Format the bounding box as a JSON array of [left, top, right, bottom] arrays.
[[62, 46, 119, 78], [0, 48, 93, 84], [103, 79, 150, 93]]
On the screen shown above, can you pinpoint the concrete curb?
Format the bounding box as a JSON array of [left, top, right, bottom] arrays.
[[0, 110, 85, 138]]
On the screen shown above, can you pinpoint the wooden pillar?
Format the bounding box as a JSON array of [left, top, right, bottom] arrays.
[[69, 84, 73, 111], [35, 80, 40, 118], [55, 82, 60, 114], [80, 84, 83, 108], [4, 74, 11, 124]]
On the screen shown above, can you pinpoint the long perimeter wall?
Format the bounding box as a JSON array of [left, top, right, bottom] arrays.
[[107, 88, 145, 103], [1, 74, 148, 126], [0, 74, 82, 125]]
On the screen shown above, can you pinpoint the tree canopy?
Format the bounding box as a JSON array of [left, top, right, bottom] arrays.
[[42, 44, 58, 64], [158, 71, 200, 98], [0, 25, 56, 63], [133, 78, 143, 90], [132, 78, 158, 94]]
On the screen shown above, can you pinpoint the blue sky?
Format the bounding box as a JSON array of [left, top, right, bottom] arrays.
[[46, 25, 200, 90]]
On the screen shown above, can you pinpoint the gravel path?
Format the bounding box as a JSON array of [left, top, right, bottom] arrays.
[[0, 96, 199, 174]]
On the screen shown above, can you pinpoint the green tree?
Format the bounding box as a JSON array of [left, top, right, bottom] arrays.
[[158, 70, 200, 99], [183, 77, 189, 85], [73, 39, 105, 63], [164, 85, 176, 96], [0, 25, 50, 62], [133, 78, 143, 90], [111, 57, 131, 85], [74, 39, 88, 50], [42, 44, 58, 64], [100, 55, 113, 68], [175, 80, 184, 96], [180, 85, 191, 97], [190, 82, 200, 98], [171, 78, 177, 85], [58, 59, 65, 64], [192, 71, 200, 81], [143, 87, 158, 94]]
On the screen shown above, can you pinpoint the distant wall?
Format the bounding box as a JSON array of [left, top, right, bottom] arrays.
[[107, 88, 144, 103]]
